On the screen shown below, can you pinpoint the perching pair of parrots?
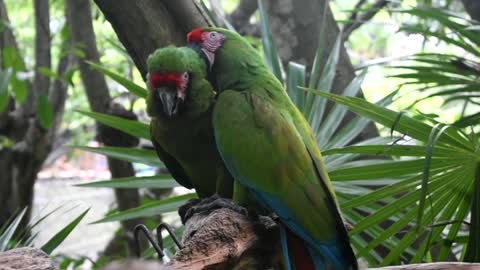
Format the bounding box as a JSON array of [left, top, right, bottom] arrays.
[[146, 28, 358, 270]]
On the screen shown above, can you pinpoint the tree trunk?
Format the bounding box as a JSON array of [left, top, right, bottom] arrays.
[[0, 0, 72, 228], [263, 0, 378, 141], [93, 0, 208, 78], [461, 0, 480, 21], [66, 0, 143, 255]]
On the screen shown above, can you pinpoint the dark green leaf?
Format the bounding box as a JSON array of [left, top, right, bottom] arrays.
[[465, 164, 480, 262], [86, 61, 148, 98], [309, 32, 342, 132], [318, 69, 366, 146], [323, 144, 458, 158], [329, 159, 456, 181], [74, 146, 162, 167], [0, 208, 27, 251], [416, 124, 452, 230], [37, 95, 54, 129], [304, 89, 472, 150], [286, 62, 306, 109], [94, 194, 197, 223], [76, 110, 150, 140], [0, 68, 12, 113], [258, 0, 283, 83], [76, 175, 178, 189], [41, 208, 90, 254], [3, 47, 27, 103], [38, 67, 59, 80]]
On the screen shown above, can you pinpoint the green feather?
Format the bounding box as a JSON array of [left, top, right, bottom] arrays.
[[146, 46, 233, 198], [199, 27, 357, 269]]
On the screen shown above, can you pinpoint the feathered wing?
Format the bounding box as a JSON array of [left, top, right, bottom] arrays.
[[212, 89, 357, 270]]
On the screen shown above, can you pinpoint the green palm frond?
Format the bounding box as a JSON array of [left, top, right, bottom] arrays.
[[391, 7, 480, 127], [0, 207, 89, 254]]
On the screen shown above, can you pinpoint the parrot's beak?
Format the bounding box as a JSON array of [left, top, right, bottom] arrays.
[[156, 86, 180, 117]]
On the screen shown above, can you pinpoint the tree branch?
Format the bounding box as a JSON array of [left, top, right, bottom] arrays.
[[66, 0, 146, 254], [265, 0, 379, 142], [33, 0, 51, 99], [66, 0, 111, 114], [100, 207, 480, 270], [93, 0, 207, 78], [0, 0, 27, 134], [342, 0, 393, 42]]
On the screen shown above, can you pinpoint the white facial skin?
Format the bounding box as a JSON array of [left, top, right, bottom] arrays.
[[200, 31, 226, 68], [177, 72, 189, 100]]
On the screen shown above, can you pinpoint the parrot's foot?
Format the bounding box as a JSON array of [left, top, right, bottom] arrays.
[[178, 198, 202, 224], [179, 195, 248, 224]]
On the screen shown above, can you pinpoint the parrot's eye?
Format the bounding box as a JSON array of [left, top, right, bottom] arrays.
[[182, 72, 189, 81], [209, 32, 218, 40]]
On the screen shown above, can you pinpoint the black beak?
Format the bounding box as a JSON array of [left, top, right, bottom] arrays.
[[156, 86, 181, 117]]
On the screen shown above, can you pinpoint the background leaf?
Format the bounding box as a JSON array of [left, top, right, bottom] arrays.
[[37, 94, 54, 129], [41, 208, 90, 254]]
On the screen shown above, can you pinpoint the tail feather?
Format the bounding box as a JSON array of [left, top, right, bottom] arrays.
[[282, 227, 357, 270], [288, 230, 316, 270]]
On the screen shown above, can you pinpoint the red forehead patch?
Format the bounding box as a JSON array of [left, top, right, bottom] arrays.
[[187, 28, 204, 43], [150, 73, 182, 88]]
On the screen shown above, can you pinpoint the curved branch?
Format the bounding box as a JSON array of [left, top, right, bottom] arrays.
[[93, 0, 207, 78], [342, 0, 393, 42], [100, 206, 480, 269]]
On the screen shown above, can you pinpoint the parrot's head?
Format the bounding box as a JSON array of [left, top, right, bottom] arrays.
[[187, 28, 264, 91], [187, 27, 231, 69], [146, 47, 210, 118]]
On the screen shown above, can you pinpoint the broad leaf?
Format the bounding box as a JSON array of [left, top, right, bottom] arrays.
[[76, 175, 178, 189], [74, 146, 162, 167], [76, 110, 150, 140], [41, 208, 90, 254]]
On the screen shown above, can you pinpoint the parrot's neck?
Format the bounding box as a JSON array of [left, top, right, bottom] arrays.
[[215, 57, 269, 92]]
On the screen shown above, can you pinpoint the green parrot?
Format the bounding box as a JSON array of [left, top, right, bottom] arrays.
[[146, 46, 233, 199], [187, 28, 358, 270]]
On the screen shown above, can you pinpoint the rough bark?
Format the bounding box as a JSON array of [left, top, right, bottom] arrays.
[[0, 247, 58, 270], [66, 0, 143, 255], [108, 208, 282, 270], [93, 0, 208, 78], [99, 207, 480, 269]]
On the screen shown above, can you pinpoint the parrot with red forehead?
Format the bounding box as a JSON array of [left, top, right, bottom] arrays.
[[146, 46, 233, 198], [187, 28, 358, 270]]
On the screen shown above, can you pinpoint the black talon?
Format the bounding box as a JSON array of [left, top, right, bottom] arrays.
[[183, 196, 248, 223], [156, 222, 184, 250], [178, 198, 202, 224], [134, 224, 164, 259]]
